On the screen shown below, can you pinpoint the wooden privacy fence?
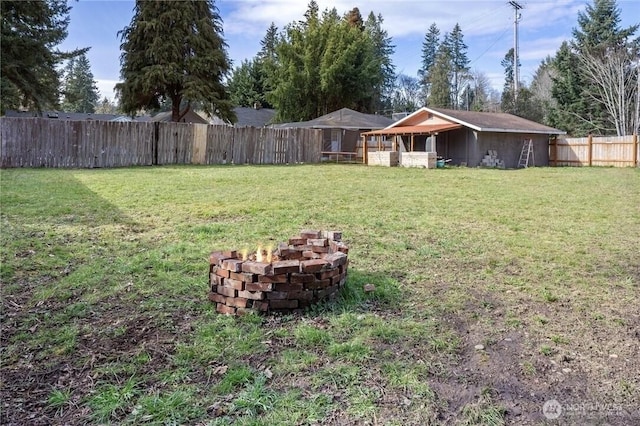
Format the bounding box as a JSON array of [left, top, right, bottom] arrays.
[[550, 134, 639, 167], [0, 118, 322, 168]]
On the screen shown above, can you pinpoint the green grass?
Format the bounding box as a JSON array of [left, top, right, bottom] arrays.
[[2, 164, 639, 424]]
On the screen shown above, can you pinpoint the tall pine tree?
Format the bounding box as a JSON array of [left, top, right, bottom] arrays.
[[446, 23, 470, 109], [116, 0, 235, 122], [1, 0, 85, 113], [61, 53, 100, 113], [419, 23, 440, 103], [428, 44, 453, 108]]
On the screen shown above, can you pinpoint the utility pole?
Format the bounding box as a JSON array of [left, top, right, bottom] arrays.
[[509, 1, 523, 101]]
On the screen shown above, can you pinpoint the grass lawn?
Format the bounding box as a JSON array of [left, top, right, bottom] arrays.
[[1, 164, 639, 425]]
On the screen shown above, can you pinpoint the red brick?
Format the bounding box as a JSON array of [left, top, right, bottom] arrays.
[[302, 250, 321, 259], [288, 290, 314, 301], [317, 268, 339, 280], [269, 299, 299, 309], [229, 271, 256, 283], [274, 282, 303, 292], [266, 291, 288, 300], [290, 273, 315, 284], [258, 274, 288, 284], [301, 259, 329, 273], [305, 279, 331, 290], [288, 237, 306, 245], [212, 275, 225, 286], [215, 267, 230, 278], [226, 297, 249, 308], [246, 282, 273, 292], [308, 238, 328, 247], [222, 250, 238, 258], [311, 245, 330, 253], [316, 286, 339, 299], [276, 243, 290, 256], [272, 260, 300, 274], [300, 230, 321, 239], [217, 285, 236, 298], [216, 304, 236, 315], [221, 259, 243, 272], [287, 251, 303, 260], [238, 290, 265, 300], [242, 261, 272, 275], [208, 292, 226, 304], [253, 301, 270, 312], [324, 252, 347, 268], [209, 251, 229, 265], [223, 278, 244, 291]]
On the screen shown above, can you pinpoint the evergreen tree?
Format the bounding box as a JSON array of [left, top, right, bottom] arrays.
[[419, 23, 440, 103], [364, 12, 395, 113], [268, 2, 391, 121], [445, 23, 470, 109], [249, 22, 279, 109], [548, 42, 591, 134], [1, 0, 85, 113], [61, 53, 100, 113], [573, 0, 639, 54], [116, 0, 235, 122], [428, 44, 453, 108], [228, 59, 262, 108]]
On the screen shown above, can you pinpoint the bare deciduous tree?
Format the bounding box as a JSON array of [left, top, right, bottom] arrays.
[[579, 49, 639, 136]]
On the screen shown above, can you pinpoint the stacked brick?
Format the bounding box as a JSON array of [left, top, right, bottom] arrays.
[[208, 230, 349, 315]]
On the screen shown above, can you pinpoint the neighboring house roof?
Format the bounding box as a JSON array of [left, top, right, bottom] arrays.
[[210, 107, 276, 127], [274, 108, 394, 130], [377, 107, 565, 135], [3, 110, 128, 121], [150, 110, 209, 124]]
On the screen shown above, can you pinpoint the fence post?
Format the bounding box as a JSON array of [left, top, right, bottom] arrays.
[[634, 134, 638, 167], [587, 133, 593, 166]]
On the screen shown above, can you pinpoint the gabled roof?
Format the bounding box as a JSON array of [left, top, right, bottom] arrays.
[[396, 107, 565, 135], [210, 107, 276, 127], [274, 108, 393, 130], [150, 110, 209, 124]]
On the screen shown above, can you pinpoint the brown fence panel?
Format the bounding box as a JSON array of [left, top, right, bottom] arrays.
[[552, 135, 639, 167], [206, 125, 233, 164], [1, 118, 323, 168]]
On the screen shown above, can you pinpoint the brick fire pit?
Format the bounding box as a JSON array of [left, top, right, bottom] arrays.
[[209, 230, 349, 315]]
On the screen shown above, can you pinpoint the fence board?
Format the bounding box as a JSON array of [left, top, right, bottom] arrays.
[[1, 117, 322, 168], [551, 135, 639, 167]]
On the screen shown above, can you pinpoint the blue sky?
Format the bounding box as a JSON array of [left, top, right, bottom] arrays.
[[58, 0, 640, 102]]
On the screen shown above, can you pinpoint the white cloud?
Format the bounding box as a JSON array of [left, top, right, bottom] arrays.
[[95, 79, 120, 102]]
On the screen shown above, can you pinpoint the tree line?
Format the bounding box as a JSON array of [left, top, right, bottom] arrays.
[[1, 0, 638, 136]]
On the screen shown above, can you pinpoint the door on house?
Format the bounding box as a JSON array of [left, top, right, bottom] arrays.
[[331, 129, 342, 152]]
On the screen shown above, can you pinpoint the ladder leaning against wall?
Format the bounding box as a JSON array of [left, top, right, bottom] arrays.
[[518, 139, 534, 168]]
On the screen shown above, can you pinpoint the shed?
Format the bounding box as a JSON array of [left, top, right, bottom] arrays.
[[274, 108, 394, 160], [362, 107, 565, 168]]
